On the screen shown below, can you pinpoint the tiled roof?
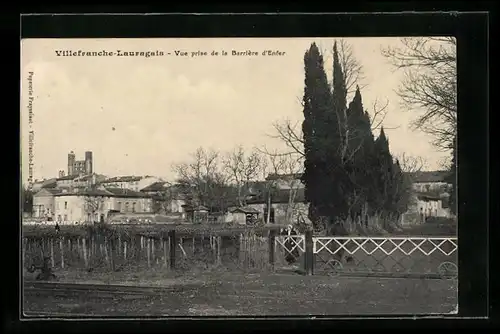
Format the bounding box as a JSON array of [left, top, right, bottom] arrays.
[[45, 188, 63, 195], [407, 171, 450, 183], [140, 181, 167, 192], [53, 187, 150, 198], [265, 173, 303, 181], [415, 192, 442, 201], [230, 206, 261, 214], [41, 178, 58, 188], [34, 188, 63, 196], [105, 187, 151, 198], [101, 176, 143, 183], [56, 175, 80, 181], [54, 189, 113, 197]]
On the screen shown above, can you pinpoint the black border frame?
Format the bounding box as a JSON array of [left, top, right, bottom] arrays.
[[11, 10, 490, 332]]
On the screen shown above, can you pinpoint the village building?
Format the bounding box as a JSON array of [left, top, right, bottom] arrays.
[[52, 188, 153, 224], [32, 188, 63, 219], [140, 182, 186, 214]]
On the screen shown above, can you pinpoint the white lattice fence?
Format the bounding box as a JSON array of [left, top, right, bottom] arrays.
[[274, 235, 306, 266], [313, 237, 458, 278]]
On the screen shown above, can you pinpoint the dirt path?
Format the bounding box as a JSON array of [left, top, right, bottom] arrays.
[[23, 272, 457, 316]]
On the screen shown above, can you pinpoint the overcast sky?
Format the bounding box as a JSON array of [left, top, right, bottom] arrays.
[[20, 37, 452, 183]]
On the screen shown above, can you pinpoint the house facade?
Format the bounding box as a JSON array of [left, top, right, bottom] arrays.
[[140, 182, 186, 214], [405, 171, 453, 220], [53, 188, 153, 223], [32, 188, 62, 219]]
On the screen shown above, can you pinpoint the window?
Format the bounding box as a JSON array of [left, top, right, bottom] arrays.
[[117, 202, 122, 211], [63, 214, 67, 221], [57, 215, 61, 221], [125, 202, 129, 212], [132, 202, 136, 213], [64, 201, 68, 209]]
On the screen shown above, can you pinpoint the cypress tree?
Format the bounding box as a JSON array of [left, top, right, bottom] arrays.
[[332, 41, 348, 133], [391, 159, 411, 218], [344, 86, 375, 218], [301, 43, 336, 229], [372, 127, 394, 216], [323, 41, 351, 222]]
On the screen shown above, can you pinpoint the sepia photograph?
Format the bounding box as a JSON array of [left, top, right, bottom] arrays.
[[20, 36, 457, 317]]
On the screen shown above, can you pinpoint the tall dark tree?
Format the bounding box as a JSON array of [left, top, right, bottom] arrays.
[[332, 41, 348, 141], [301, 43, 342, 229], [344, 86, 375, 218], [371, 127, 395, 215], [390, 159, 411, 218]]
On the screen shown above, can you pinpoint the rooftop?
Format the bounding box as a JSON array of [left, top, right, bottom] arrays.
[[140, 181, 168, 192], [101, 176, 144, 183], [407, 171, 450, 183], [230, 206, 261, 214], [53, 187, 151, 198]]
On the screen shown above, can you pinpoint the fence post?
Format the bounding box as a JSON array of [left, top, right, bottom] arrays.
[[305, 230, 314, 276], [268, 229, 276, 269], [168, 230, 176, 270], [59, 237, 65, 269]]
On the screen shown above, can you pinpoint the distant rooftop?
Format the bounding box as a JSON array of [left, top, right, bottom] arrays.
[[407, 171, 450, 183], [101, 176, 145, 183]]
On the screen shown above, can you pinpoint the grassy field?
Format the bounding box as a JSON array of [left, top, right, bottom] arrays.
[[23, 271, 457, 316]]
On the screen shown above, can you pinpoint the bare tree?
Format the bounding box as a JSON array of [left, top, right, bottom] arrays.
[[395, 153, 427, 174], [150, 181, 179, 214], [257, 147, 304, 224], [223, 146, 264, 206], [271, 96, 392, 160], [172, 147, 231, 212], [84, 195, 105, 223], [318, 39, 367, 96], [381, 37, 457, 151]]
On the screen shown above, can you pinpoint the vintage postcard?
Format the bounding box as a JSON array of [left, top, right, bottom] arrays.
[[21, 37, 457, 317]]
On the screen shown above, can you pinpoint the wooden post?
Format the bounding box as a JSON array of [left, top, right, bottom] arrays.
[[152, 238, 156, 263], [304, 229, 314, 276], [268, 229, 276, 269], [124, 241, 128, 260], [118, 235, 122, 256], [192, 236, 195, 254], [217, 236, 222, 266], [239, 233, 244, 266], [77, 238, 81, 258], [104, 237, 110, 266], [147, 237, 151, 268], [168, 230, 176, 270], [110, 237, 116, 271], [50, 239, 55, 268], [59, 237, 65, 269], [82, 238, 89, 269], [163, 238, 168, 266]]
